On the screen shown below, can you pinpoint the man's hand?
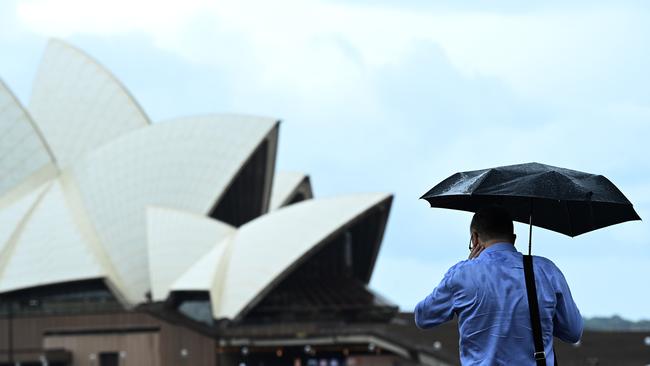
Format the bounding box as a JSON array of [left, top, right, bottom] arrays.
[[468, 244, 484, 260]]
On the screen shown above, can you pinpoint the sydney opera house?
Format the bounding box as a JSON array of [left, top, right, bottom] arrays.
[[0, 39, 450, 366]]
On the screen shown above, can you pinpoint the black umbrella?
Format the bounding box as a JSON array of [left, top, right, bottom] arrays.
[[421, 162, 641, 365], [420, 162, 641, 253]]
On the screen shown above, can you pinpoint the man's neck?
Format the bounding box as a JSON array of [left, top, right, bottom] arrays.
[[483, 239, 514, 248]]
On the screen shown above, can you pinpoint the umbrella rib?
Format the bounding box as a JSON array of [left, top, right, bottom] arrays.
[[472, 169, 495, 193]]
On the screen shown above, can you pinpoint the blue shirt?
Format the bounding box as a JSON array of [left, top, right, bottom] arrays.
[[415, 243, 583, 366]]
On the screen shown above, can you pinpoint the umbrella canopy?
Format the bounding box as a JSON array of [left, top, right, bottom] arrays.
[[421, 162, 641, 237]]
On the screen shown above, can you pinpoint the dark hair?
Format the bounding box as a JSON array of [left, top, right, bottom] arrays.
[[470, 206, 514, 241]]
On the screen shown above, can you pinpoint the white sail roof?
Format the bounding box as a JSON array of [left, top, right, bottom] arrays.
[[164, 193, 391, 320], [0, 182, 51, 261], [0, 79, 57, 199], [171, 236, 231, 293], [269, 171, 313, 210], [147, 206, 235, 301], [69, 115, 278, 302], [29, 39, 150, 168], [218, 193, 391, 320], [0, 180, 110, 293]]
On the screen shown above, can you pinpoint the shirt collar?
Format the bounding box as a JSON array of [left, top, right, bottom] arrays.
[[479, 242, 517, 257]]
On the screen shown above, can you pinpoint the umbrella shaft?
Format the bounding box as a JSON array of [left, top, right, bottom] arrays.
[[528, 214, 533, 255]]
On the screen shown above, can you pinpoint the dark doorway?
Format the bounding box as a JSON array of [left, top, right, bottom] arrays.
[[99, 352, 119, 366]]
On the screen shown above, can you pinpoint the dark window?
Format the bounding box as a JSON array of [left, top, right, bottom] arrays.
[[286, 192, 306, 206], [210, 140, 270, 227], [177, 292, 214, 326], [99, 352, 119, 366], [0, 279, 122, 317]]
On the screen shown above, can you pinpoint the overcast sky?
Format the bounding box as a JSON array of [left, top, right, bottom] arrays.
[[1, 0, 649, 320]]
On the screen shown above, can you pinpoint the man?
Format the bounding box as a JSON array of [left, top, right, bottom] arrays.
[[415, 206, 583, 365]]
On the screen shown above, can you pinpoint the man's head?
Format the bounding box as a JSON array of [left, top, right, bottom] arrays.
[[470, 206, 516, 247]]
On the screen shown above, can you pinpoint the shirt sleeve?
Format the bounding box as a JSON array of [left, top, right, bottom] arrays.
[[552, 266, 584, 343], [414, 266, 457, 329]]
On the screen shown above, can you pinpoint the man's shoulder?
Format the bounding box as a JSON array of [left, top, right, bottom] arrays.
[[530, 255, 567, 277], [445, 258, 479, 277], [531, 254, 559, 268]]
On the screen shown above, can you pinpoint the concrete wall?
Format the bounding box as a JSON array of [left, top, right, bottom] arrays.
[[0, 311, 216, 366], [44, 332, 160, 366]]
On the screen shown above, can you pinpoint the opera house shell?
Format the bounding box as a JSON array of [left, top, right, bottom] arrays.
[[0, 40, 466, 366]]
